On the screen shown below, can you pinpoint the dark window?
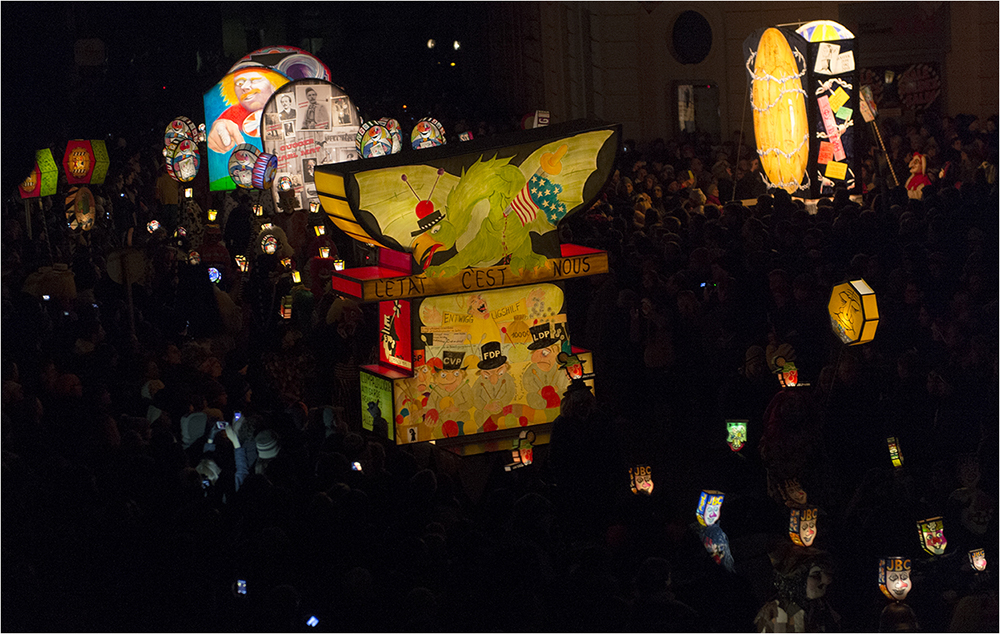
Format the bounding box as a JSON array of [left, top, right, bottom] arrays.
[[670, 11, 712, 65]]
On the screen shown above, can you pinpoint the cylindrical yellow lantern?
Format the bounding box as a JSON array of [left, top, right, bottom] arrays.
[[829, 279, 879, 345]]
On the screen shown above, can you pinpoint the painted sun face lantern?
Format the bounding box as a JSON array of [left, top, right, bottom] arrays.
[[629, 465, 654, 495], [887, 437, 903, 468], [697, 490, 725, 526], [747, 28, 809, 194], [917, 517, 947, 556], [879, 557, 912, 601], [969, 549, 987, 572], [829, 279, 879, 345], [504, 429, 536, 471], [790, 507, 819, 546], [727, 420, 748, 452]]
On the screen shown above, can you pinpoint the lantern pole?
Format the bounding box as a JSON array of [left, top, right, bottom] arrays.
[[871, 120, 899, 187], [24, 198, 33, 240]]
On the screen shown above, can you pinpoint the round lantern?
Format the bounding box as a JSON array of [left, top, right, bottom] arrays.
[[165, 136, 201, 183], [696, 490, 725, 526], [208, 267, 222, 284], [878, 557, 912, 601], [917, 517, 947, 555], [252, 153, 278, 189], [829, 279, 879, 345], [378, 117, 403, 154], [356, 121, 393, 158], [789, 506, 819, 546], [164, 116, 199, 147], [261, 235, 279, 255], [228, 144, 261, 189], [411, 117, 446, 149], [794, 20, 855, 42], [65, 187, 97, 231]]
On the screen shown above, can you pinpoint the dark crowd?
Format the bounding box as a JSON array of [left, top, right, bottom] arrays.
[[2, 110, 998, 632]]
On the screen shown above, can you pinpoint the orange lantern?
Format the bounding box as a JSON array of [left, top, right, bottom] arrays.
[[63, 140, 96, 185], [829, 279, 879, 345]]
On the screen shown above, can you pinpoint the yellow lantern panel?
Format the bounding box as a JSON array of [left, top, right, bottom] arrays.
[[829, 279, 879, 345]]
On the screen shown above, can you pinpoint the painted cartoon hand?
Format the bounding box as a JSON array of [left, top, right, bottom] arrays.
[[208, 119, 241, 153], [540, 144, 568, 176]]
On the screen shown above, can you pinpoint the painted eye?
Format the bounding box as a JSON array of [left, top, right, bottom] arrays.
[[431, 224, 441, 235]]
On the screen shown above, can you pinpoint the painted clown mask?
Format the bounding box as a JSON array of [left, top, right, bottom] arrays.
[[726, 420, 747, 452], [917, 517, 947, 556], [879, 557, 912, 601], [789, 507, 818, 547], [630, 465, 653, 495], [696, 490, 725, 526], [969, 549, 987, 572]]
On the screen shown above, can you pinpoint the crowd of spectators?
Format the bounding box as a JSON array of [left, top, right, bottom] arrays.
[[2, 109, 997, 632]]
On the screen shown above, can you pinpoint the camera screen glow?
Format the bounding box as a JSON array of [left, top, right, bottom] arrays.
[[306, 616, 319, 627]]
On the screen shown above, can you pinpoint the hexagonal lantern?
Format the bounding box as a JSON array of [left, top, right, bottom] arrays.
[[64, 140, 96, 185], [19, 149, 59, 199], [829, 279, 878, 345]]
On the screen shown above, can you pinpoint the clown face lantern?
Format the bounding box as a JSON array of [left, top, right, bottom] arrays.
[[878, 557, 912, 601], [887, 437, 903, 468], [790, 507, 819, 546], [917, 517, 947, 556], [629, 465, 654, 495], [727, 420, 748, 452], [696, 490, 725, 526], [969, 549, 987, 572]]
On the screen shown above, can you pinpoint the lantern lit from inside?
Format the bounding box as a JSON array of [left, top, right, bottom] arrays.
[[829, 279, 879, 345], [310, 201, 320, 213], [696, 490, 725, 526], [261, 235, 279, 255], [319, 247, 331, 259], [291, 270, 302, 284], [334, 259, 345, 271], [278, 175, 293, 192], [19, 149, 59, 199], [208, 209, 218, 222], [235, 255, 249, 273], [184, 188, 193, 199], [208, 267, 222, 284], [253, 204, 264, 217], [887, 437, 903, 468], [504, 430, 536, 471], [188, 251, 201, 265], [727, 420, 748, 452], [789, 507, 818, 546], [629, 465, 653, 495], [878, 557, 912, 601], [917, 517, 947, 555], [281, 257, 293, 269], [281, 295, 293, 319], [314, 225, 326, 237], [147, 220, 161, 233], [557, 351, 585, 381], [969, 549, 987, 572]]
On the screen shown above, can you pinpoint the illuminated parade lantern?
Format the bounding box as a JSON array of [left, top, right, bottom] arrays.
[[878, 557, 912, 601], [504, 429, 535, 471], [235, 255, 249, 273], [65, 187, 96, 231], [829, 279, 879, 345], [696, 490, 724, 526], [887, 436, 903, 468], [629, 465, 654, 495], [789, 507, 819, 547], [207, 209, 219, 222], [63, 140, 96, 185], [19, 149, 59, 199], [969, 548, 987, 572], [726, 420, 747, 452], [917, 517, 947, 555]]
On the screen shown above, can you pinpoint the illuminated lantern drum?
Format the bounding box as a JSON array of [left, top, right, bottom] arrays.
[[164, 116, 200, 147], [356, 121, 393, 159], [917, 517, 947, 555], [504, 429, 535, 471], [727, 420, 748, 452], [696, 490, 724, 526], [229, 144, 261, 189], [829, 279, 879, 345], [629, 465, 654, 495], [878, 557, 912, 601], [411, 117, 446, 150], [747, 28, 809, 194], [887, 436, 903, 468], [789, 507, 819, 546], [165, 136, 201, 183], [252, 153, 278, 190]]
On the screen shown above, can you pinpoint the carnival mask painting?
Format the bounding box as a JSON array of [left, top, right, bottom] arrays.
[[879, 557, 912, 601], [790, 507, 818, 547], [969, 548, 987, 572], [917, 517, 947, 556], [726, 420, 747, 452], [630, 465, 653, 495], [696, 490, 725, 526]]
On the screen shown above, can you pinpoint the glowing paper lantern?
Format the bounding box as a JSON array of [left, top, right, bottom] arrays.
[[65, 187, 96, 231], [229, 144, 261, 189], [333, 259, 345, 271], [63, 140, 96, 185], [878, 557, 912, 601], [291, 270, 302, 284], [278, 175, 293, 192], [208, 267, 222, 284], [829, 279, 879, 345], [696, 490, 724, 526], [789, 507, 818, 546], [165, 136, 201, 182], [629, 465, 654, 495], [261, 235, 279, 255], [235, 255, 249, 272], [319, 246, 331, 258], [726, 420, 748, 452], [557, 351, 585, 381], [165, 116, 200, 147], [887, 437, 903, 468], [411, 117, 446, 149], [18, 149, 59, 199], [969, 549, 987, 572], [378, 118, 403, 154], [281, 257, 293, 269], [281, 295, 293, 319], [746, 28, 809, 194], [310, 201, 320, 214], [230, 46, 331, 82], [795, 20, 855, 43], [917, 517, 947, 555], [147, 220, 161, 233], [207, 209, 218, 222], [314, 225, 326, 237], [504, 429, 536, 471], [356, 121, 393, 158], [90, 140, 110, 185], [253, 204, 264, 217], [252, 153, 278, 189], [188, 251, 201, 265]]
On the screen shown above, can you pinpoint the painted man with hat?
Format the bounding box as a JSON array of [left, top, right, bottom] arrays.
[[521, 323, 568, 410], [427, 350, 475, 434], [473, 341, 517, 431]]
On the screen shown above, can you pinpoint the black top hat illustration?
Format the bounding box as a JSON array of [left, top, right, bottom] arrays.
[[527, 323, 559, 350], [442, 350, 467, 371], [410, 207, 444, 237], [477, 341, 507, 370]]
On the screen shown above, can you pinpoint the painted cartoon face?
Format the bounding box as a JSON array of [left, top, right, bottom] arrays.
[[480, 364, 507, 385], [469, 295, 489, 318], [806, 565, 832, 600], [783, 479, 808, 506], [726, 421, 747, 452], [790, 507, 818, 547], [630, 465, 653, 495], [969, 549, 987, 572], [234, 71, 274, 111], [531, 344, 558, 372], [697, 491, 724, 526], [437, 369, 462, 391], [879, 558, 912, 600], [414, 364, 432, 392], [918, 518, 947, 555]]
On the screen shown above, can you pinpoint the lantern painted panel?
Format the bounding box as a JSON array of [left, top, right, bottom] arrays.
[[887, 436, 903, 468], [917, 517, 947, 555], [969, 548, 987, 572], [229, 144, 260, 189], [629, 465, 654, 495], [164, 116, 200, 147], [411, 117, 446, 150], [829, 279, 878, 345], [63, 140, 95, 185], [166, 136, 201, 183], [878, 557, 912, 601], [229, 46, 331, 82], [65, 187, 96, 231], [697, 490, 725, 526], [18, 149, 58, 199], [360, 367, 395, 441], [727, 420, 748, 452], [379, 300, 412, 372], [504, 429, 536, 471], [789, 506, 819, 546]]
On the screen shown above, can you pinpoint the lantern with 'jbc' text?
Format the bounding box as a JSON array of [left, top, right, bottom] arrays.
[[696, 490, 724, 526], [879, 557, 912, 601], [789, 506, 819, 546]]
